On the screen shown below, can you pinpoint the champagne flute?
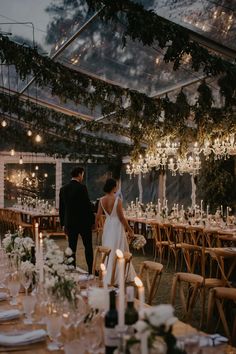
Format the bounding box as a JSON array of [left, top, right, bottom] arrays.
[[20, 271, 32, 295]]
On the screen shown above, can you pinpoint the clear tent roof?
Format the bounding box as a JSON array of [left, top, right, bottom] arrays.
[[0, 0, 235, 122]]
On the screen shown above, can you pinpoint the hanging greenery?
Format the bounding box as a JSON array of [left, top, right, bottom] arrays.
[[0, 20, 236, 160], [197, 156, 236, 211]]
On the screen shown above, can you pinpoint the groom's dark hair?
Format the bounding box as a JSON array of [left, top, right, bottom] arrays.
[[103, 178, 117, 193], [71, 166, 84, 177]]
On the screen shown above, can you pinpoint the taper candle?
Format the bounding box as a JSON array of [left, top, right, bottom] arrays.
[[134, 276, 145, 312], [116, 249, 125, 327]]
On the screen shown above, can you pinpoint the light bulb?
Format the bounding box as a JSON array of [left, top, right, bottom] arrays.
[[10, 149, 15, 156], [1, 120, 7, 127], [44, 173, 48, 178], [27, 130, 32, 137], [32, 172, 35, 177], [35, 134, 42, 143], [19, 156, 23, 164], [35, 165, 39, 170]]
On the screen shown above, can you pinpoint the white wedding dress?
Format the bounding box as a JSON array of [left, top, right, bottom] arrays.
[[101, 196, 136, 285]]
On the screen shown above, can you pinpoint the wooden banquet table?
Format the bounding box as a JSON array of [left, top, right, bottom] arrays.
[[0, 207, 64, 238], [0, 293, 235, 353]]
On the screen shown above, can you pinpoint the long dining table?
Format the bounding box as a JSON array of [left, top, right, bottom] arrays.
[[0, 290, 235, 353]]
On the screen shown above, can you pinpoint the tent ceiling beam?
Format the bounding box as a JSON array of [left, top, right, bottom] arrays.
[[18, 8, 104, 96], [157, 13, 236, 59], [0, 86, 93, 121]]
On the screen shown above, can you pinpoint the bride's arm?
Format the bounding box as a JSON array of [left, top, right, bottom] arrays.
[[117, 199, 134, 236], [95, 201, 103, 230]]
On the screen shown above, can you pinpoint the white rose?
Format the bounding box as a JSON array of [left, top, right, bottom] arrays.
[[65, 247, 73, 256], [142, 305, 175, 327], [88, 287, 109, 310], [134, 320, 149, 333]]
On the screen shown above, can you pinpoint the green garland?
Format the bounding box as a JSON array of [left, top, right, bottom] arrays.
[[0, 28, 236, 159]]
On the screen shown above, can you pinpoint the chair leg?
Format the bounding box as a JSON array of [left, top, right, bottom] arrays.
[[216, 299, 231, 341], [171, 275, 178, 306], [207, 289, 215, 332]]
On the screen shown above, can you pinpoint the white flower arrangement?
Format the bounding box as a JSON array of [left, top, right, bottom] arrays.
[[43, 238, 77, 306], [131, 234, 147, 250], [127, 305, 183, 353], [2, 231, 35, 262]]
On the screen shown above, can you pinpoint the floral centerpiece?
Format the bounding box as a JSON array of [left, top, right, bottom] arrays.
[[2, 231, 35, 263], [127, 305, 185, 354], [43, 238, 78, 307]]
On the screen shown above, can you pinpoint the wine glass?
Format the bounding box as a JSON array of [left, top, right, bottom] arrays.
[[20, 271, 32, 295], [7, 273, 20, 305], [22, 295, 36, 324], [46, 312, 63, 351]]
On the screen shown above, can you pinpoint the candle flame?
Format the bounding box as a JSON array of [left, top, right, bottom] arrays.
[[35, 223, 39, 228], [116, 249, 124, 259], [39, 232, 43, 239], [134, 276, 143, 288], [100, 263, 106, 271]]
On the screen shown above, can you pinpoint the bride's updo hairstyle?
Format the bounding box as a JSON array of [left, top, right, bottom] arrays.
[[103, 178, 117, 193]]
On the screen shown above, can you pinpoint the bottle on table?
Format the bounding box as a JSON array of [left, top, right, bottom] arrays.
[[104, 290, 119, 354], [125, 286, 139, 334]]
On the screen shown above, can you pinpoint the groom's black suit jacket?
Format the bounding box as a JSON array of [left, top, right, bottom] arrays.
[[59, 179, 95, 231]]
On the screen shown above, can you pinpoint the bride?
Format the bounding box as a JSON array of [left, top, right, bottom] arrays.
[[95, 178, 136, 285]]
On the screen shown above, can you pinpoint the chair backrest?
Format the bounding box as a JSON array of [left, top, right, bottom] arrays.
[[139, 261, 163, 305], [110, 251, 133, 286], [92, 246, 111, 277], [208, 248, 236, 287]]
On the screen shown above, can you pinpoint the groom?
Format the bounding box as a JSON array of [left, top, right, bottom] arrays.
[[59, 166, 94, 273]]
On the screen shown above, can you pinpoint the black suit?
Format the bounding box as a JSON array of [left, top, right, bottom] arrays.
[[59, 179, 95, 273]]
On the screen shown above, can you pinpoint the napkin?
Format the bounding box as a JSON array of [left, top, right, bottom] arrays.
[[199, 333, 228, 347], [0, 309, 21, 322], [0, 292, 8, 301], [0, 329, 47, 346], [78, 274, 89, 281]]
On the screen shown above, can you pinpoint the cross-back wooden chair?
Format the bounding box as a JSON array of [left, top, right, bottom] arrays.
[[171, 233, 227, 327], [207, 287, 236, 345], [109, 251, 133, 287], [170, 225, 186, 271], [139, 261, 163, 305], [92, 246, 111, 278], [152, 223, 169, 263]]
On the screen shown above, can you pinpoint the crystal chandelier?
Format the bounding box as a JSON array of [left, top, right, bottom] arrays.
[[126, 155, 149, 178], [168, 155, 201, 176]]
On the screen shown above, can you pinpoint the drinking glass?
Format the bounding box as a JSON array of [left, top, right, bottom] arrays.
[[22, 295, 36, 324], [8, 273, 20, 305], [183, 334, 200, 354], [20, 271, 32, 295], [46, 313, 63, 351]]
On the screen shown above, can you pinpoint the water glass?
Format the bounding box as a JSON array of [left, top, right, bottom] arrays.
[[22, 295, 36, 324], [8, 273, 20, 305], [46, 313, 63, 351], [184, 334, 200, 354]]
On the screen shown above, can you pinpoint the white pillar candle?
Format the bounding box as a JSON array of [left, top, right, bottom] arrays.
[[35, 223, 39, 262], [226, 206, 229, 219], [176, 204, 179, 217], [141, 331, 148, 354], [39, 233, 44, 283], [100, 263, 107, 290], [134, 276, 145, 312], [116, 249, 125, 328]]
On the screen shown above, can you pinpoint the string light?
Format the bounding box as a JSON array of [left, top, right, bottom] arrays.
[[32, 172, 35, 177], [10, 149, 15, 156], [35, 134, 42, 143], [44, 173, 48, 178], [1, 120, 7, 127], [35, 165, 39, 170], [27, 130, 32, 137]]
